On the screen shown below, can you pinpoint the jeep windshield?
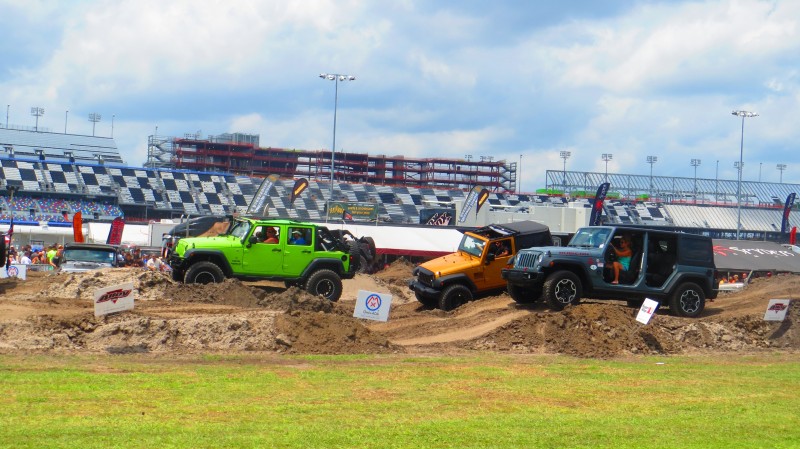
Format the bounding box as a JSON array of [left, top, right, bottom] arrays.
[[567, 228, 610, 249], [228, 220, 251, 240], [63, 248, 116, 264], [458, 234, 486, 257]]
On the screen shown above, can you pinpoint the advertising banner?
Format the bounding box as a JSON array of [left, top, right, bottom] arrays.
[[636, 298, 659, 324], [353, 290, 393, 322], [420, 208, 456, 226], [764, 299, 791, 321], [246, 174, 280, 215], [94, 282, 135, 317], [328, 202, 378, 221], [475, 188, 490, 215], [0, 264, 27, 280]]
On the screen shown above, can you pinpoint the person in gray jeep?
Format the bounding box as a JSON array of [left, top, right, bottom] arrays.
[[501, 226, 719, 317]]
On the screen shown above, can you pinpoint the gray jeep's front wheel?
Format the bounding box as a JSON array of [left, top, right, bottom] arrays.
[[543, 270, 582, 310], [439, 284, 472, 311], [184, 261, 225, 284], [306, 269, 343, 302], [507, 284, 541, 304], [669, 282, 705, 318]]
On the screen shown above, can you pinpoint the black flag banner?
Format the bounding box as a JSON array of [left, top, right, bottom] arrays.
[[589, 182, 611, 226], [289, 178, 309, 208]]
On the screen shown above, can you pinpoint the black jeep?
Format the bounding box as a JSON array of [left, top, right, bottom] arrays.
[[501, 226, 718, 317]]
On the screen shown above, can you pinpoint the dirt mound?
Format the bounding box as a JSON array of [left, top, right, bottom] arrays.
[[0, 266, 798, 358]]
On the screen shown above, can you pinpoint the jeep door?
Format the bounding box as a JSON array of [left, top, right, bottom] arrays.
[[282, 226, 314, 276], [478, 238, 514, 291], [241, 225, 284, 275]]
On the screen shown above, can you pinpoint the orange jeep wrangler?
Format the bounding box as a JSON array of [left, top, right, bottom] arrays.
[[408, 221, 553, 310]]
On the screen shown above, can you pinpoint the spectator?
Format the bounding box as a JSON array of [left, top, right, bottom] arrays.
[[610, 235, 632, 285], [19, 251, 31, 265]]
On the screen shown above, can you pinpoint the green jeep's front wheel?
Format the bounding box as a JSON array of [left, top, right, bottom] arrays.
[[306, 269, 343, 302], [184, 261, 225, 284]]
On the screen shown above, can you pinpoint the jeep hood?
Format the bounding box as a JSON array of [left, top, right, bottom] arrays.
[[176, 235, 241, 254], [418, 251, 481, 277], [526, 245, 600, 257]]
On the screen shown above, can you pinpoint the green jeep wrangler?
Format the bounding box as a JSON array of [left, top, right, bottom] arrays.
[[169, 218, 355, 301], [501, 226, 719, 317]]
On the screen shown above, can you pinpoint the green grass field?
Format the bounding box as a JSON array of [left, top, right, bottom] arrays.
[[1, 352, 798, 449]]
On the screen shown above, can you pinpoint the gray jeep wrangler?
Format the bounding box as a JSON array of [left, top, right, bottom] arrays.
[[501, 226, 719, 317]]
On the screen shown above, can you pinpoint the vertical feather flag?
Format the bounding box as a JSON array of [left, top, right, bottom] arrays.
[[589, 183, 611, 226], [72, 212, 84, 243], [106, 217, 125, 245], [289, 178, 309, 208], [780, 193, 796, 234]]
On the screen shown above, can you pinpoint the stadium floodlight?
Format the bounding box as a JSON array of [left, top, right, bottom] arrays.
[[30, 107, 44, 132], [88, 113, 102, 136], [601, 153, 613, 182], [731, 110, 758, 240], [319, 72, 356, 221], [560, 151, 571, 192], [777, 163, 787, 183], [647, 155, 657, 199], [691, 159, 701, 204]]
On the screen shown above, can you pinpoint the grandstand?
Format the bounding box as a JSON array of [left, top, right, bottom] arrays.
[[0, 127, 798, 243]]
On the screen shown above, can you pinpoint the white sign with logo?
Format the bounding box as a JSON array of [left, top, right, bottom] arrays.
[[764, 299, 791, 321], [636, 298, 660, 325], [353, 290, 393, 322], [94, 282, 136, 317], [0, 264, 27, 280]]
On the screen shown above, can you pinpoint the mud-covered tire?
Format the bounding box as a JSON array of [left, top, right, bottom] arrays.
[[508, 284, 541, 304], [306, 269, 343, 302], [184, 261, 225, 284], [439, 284, 472, 311], [363, 237, 377, 262], [414, 291, 438, 308], [171, 269, 184, 282], [669, 282, 705, 318], [543, 270, 582, 310]]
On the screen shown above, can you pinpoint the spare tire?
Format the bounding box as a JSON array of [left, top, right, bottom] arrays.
[[362, 237, 377, 262], [348, 241, 363, 272]]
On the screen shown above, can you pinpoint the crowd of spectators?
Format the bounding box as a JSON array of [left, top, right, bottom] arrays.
[[0, 196, 123, 224], [5, 243, 171, 273]]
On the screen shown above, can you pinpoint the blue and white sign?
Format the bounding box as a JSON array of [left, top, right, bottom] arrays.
[[353, 290, 393, 322], [0, 264, 27, 280]]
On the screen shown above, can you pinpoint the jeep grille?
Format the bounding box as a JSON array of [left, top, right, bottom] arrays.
[[515, 251, 541, 269]]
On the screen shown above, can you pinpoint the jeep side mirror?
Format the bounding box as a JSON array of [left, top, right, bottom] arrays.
[[486, 253, 496, 264], [247, 235, 258, 247]]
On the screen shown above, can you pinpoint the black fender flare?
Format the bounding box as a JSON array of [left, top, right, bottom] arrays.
[[435, 273, 478, 293], [183, 249, 234, 276], [300, 258, 348, 280]]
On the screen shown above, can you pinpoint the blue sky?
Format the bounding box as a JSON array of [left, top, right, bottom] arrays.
[[1, 0, 798, 190]]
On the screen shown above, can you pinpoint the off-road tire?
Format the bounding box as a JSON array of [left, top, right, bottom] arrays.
[[626, 299, 644, 308], [171, 269, 184, 282], [414, 291, 438, 308], [184, 261, 225, 284], [669, 282, 705, 318], [439, 284, 472, 311], [306, 269, 343, 302], [348, 241, 364, 273], [543, 270, 582, 310], [508, 284, 541, 304], [363, 237, 377, 262]]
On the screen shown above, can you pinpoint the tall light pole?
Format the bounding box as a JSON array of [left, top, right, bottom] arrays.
[[518, 154, 522, 193], [759, 162, 762, 182], [111, 114, 115, 138], [602, 153, 613, 183], [5, 105, 8, 128], [715, 160, 719, 202], [65, 110, 68, 133], [31, 107, 44, 131], [691, 159, 701, 204], [319, 73, 356, 219], [777, 163, 787, 183], [88, 113, 102, 136], [647, 155, 657, 199], [732, 110, 758, 240], [560, 150, 571, 193]]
